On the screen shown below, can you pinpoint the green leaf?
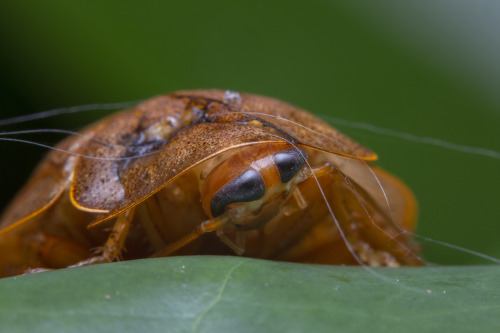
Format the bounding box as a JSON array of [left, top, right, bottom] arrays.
[[1, 256, 499, 333]]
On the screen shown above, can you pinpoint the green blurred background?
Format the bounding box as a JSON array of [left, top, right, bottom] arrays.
[[0, 1, 498, 265]]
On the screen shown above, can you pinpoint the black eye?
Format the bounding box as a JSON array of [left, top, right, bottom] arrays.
[[210, 169, 266, 217], [273, 148, 306, 183]]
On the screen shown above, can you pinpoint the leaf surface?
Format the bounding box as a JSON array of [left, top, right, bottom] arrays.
[[1, 256, 499, 333]]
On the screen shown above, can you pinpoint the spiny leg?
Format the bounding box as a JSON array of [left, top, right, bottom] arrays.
[[151, 216, 230, 258], [215, 229, 246, 255], [309, 162, 334, 178], [69, 208, 135, 267], [289, 162, 334, 212]]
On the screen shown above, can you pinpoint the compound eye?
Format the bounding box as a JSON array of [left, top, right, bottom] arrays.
[[273, 148, 306, 183], [210, 169, 266, 217]]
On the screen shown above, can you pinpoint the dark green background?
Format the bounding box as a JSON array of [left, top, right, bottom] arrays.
[[0, 1, 498, 265]]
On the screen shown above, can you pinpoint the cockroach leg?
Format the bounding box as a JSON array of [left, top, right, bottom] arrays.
[[290, 163, 332, 211], [151, 216, 231, 257], [309, 163, 334, 178], [216, 229, 245, 255], [69, 208, 135, 267], [24, 267, 53, 275], [292, 187, 308, 210]]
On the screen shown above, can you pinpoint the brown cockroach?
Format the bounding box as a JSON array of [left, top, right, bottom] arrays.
[[0, 90, 421, 277]]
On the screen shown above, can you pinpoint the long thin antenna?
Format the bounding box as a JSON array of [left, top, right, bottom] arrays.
[[322, 115, 500, 160], [0, 100, 143, 126]]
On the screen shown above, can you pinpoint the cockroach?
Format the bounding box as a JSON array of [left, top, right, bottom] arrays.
[[0, 90, 422, 277]]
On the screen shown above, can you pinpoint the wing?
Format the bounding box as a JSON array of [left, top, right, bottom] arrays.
[[173, 90, 377, 160], [71, 91, 377, 222]]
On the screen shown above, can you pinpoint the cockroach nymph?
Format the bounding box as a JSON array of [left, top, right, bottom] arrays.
[[0, 90, 421, 277]]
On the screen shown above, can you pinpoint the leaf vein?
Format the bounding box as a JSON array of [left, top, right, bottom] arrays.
[[191, 261, 243, 332]]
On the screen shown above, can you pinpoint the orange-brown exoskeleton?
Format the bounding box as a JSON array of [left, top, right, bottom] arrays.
[[0, 90, 422, 277]]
